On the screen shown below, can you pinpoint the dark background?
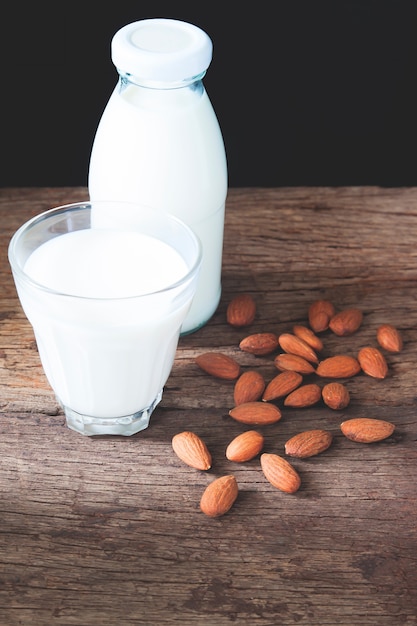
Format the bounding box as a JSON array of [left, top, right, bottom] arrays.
[[2, 1, 417, 188]]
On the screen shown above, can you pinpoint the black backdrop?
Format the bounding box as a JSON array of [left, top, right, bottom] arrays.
[[2, 1, 417, 188]]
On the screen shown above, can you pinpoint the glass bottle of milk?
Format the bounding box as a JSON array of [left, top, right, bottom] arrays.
[[88, 18, 228, 334]]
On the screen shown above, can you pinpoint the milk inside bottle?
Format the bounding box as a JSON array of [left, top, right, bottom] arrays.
[[88, 18, 228, 334]]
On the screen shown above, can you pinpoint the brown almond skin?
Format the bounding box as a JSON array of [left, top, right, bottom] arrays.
[[357, 346, 388, 379], [226, 430, 264, 462], [233, 370, 266, 405], [278, 333, 319, 364], [226, 294, 256, 327], [262, 370, 303, 401], [322, 382, 350, 409], [172, 431, 212, 470], [329, 308, 363, 336], [340, 418, 395, 443], [274, 353, 316, 375], [229, 401, 282, 425], [376, 324, 403, 353], [239, 332, 278, 356], [284, 383, 322, 408], [292, 325, 324, 351], [200, 475, 239, 517], [260, 453, 301, 493], [316, 355, 361, 378], [195, 352, 241, 380], [308, 299, 336, 332], [285, 429, 333, 458]]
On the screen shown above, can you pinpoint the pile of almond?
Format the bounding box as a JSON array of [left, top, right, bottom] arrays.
[[172, 296, 401, 517]]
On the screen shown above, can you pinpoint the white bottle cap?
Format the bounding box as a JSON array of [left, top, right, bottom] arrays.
[[111, 18, 213, 81]]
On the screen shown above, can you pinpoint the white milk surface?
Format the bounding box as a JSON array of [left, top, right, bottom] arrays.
[[88, 83, 227, 333], [20, 229, 191, 418]]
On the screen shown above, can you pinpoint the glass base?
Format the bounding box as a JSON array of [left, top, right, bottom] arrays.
[[62, 390, 163, 436]]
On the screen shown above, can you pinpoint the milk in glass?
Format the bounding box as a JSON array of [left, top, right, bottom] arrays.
[[21, 229, 189, 419]]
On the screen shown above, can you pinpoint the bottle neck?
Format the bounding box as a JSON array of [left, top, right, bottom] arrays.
[[118, 70, 207, 91]]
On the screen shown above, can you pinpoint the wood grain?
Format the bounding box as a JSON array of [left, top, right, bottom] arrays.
[[1, 187, 417, 625]]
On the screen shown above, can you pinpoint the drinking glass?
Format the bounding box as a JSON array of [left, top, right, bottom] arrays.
[[8, 201, 202, 436]]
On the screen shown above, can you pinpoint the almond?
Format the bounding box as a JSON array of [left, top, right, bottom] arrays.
[[226, 430, 264, 462], [376, 324, 403, 353], [308, 299, 336, 332], [285, 429, 333, 458], [283, 383, 322, 408], [233, 370, 266, 405], [229, 401, 282, 425], [322, 382, 350, 409], [226, 294, 256, 327], [316, 355, 361, 378], [172, 431, 212, 470], [262, 370, 303, 401], [260, 453, 301, 493], [278, 333, 319, 364], [239, 332, 278, 356], [340, 417, 395, 443], [357, 346, 388, 379], [200, 475, 239, 517], [195, 352, 241, 380], [292, 325, 324, 351], [274, 353, 316, 375], [329, 308, 363, 336]]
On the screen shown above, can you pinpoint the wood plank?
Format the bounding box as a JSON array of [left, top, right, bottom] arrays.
[[0, 187, 416, 625]]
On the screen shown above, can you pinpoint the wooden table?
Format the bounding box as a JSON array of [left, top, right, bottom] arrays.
[[1, 187, 416, 626]]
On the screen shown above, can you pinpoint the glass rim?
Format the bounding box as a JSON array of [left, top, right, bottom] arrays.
[[8, 201, 203, 301]]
